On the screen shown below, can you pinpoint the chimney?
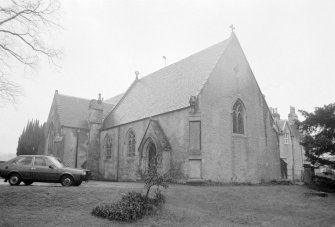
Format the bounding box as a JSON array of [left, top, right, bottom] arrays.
[[88, 94, 103, 125], [288, 106, 298, 125], [87, 94, 104, 179], [270, 107, 280, 121]]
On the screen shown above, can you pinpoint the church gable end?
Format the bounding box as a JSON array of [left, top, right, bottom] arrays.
[[196, 32, 280, 182], [44, 90, 63, 157]]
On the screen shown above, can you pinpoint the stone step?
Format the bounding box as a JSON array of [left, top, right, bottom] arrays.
[[186, 179, 205, 185]]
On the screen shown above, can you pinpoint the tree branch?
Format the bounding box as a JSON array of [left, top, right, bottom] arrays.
[[0, 76, 23, 104], [0, 9, 34, 26], [0, 0, 62, 103], [0, 29, 53, 56], [0, 43, 34, 65]]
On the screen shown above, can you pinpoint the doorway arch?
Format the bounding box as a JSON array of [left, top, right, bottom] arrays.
[[147, 141, 157, 172], [140, 137, 159, 173]]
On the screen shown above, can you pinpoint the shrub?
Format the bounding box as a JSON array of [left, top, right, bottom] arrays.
[[91, 190, 166, 222], [92, 192, 145, 221], [138, 164, 170, 202], [92, 163, 170, 222], [312, 175, 335, 193]]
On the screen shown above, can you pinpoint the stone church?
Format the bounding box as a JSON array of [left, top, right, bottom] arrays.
[[44, 32, 281, 183]]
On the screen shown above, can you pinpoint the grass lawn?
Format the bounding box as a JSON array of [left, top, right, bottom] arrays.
[[0, 181, 334, 227]]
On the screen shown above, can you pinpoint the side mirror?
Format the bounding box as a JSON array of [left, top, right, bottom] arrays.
[[49, 165, 54, 169]]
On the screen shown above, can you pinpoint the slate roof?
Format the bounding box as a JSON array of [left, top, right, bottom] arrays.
[[289, 124, 301, 139], [105, 93, 124, 105], [275, 119, 302, 139], [276, 120, 286, 131], [105, 35, 232, 127], [56, 94, 114, 129]]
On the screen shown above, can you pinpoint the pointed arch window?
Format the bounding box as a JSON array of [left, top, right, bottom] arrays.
[[128, 130, 136, 157], [232, 100, 245, 134], [104, 134, 112, 159]]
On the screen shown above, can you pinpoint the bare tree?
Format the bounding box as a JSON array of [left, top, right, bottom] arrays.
[[0, 0, 61, 104]]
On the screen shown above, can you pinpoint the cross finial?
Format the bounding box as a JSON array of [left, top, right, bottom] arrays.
[[135, 70, 139, 80], [163, 56, 167, 67], [230, 24, 235, 33]]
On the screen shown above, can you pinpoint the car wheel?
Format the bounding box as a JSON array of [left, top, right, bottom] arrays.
[[61, 175, 74, 187], [23, 180, 33, 186], [74, 181, 82, 186], [8, 173, 21, 186]]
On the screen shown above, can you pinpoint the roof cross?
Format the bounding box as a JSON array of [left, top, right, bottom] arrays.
[[230, 24, 235, 33]]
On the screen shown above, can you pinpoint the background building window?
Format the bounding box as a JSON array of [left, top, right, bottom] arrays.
[[189, 121, 201, 153], [232, 100, 245, 134], [128, 130, 136, 157], [104, 134, 112, 159], [284, 133, 289, 144]]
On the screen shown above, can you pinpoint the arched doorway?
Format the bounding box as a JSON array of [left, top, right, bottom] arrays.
[[139, 137, 161, 174], [147, 141, 157, 172]]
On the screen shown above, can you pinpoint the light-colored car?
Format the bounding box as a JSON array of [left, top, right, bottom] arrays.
[[0, 155, 90, 186]]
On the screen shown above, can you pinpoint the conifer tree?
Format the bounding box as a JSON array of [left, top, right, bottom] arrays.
[[17, 119, 44, 155]]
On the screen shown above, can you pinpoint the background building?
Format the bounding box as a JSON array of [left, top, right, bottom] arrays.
[[271, 107, 305, 181]]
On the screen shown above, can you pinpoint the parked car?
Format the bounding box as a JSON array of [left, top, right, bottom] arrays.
[[0, 155, 90, 186]]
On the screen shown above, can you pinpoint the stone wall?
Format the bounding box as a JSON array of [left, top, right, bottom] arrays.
[[100, 109, 189, 181], [61, 127, 89, 168], [292, 139, 304, 181]]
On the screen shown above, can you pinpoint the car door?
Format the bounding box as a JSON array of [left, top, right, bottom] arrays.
[[14, 156, 34, 180], [32, 157, 59, 182]]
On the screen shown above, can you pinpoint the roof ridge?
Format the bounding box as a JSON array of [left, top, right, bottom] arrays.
[[136, 39, 230, 83], [58, 93, 114, 107], [46, 91, 57, 125], [57, 93, 91, 101], [55, 91, 64, 125]]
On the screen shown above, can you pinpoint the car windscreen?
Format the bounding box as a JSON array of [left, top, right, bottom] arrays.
[[15, 157, 33, 166], [7, 156, 19, 164], [48, 156, 65, 168]]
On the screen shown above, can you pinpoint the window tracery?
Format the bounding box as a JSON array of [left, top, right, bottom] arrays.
[[128, 130, 136, 157], [104, 134, 112, 159], [233, 100, 245, 134]]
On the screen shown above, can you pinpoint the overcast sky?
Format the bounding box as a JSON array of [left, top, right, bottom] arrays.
[[0, 0, 334, 160]]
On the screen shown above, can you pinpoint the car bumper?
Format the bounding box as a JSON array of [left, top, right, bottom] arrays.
[[0, 170, 8, 179], [78, 170, 91, 182]]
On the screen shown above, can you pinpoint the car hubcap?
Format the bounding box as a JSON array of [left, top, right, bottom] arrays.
[[63, 178, 71, 186], [10, 176, 18, 184]]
